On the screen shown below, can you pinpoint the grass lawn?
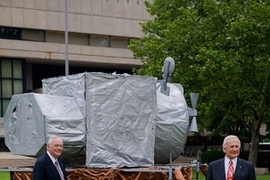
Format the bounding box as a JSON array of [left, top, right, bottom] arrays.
[[257, 175, 270, 180], [0, 171, 9, 180], [192, 170, 270, 180]]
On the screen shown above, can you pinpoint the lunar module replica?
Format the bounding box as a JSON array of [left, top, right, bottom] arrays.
[[4, 57, 199, 170]]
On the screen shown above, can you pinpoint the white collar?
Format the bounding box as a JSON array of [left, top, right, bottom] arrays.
[[225, 156, 237, 165], [47, 151, 57, 164]]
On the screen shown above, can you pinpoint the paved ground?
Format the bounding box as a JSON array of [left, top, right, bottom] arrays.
[[173, 155, 196, 164], [0, 152, 36, 168]]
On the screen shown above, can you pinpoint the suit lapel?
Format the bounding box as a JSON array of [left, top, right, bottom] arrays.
[[207, 158, 228, 180], [45, 153, 62, 180], [217, 158, 226, 180], [234, 158, 244, 180]]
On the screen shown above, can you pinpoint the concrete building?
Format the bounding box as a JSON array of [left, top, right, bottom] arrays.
[[0, 0, 152, 139]]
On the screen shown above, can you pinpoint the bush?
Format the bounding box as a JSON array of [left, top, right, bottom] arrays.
[[200, 150, 224, 164], [200, 150, 250, 164]]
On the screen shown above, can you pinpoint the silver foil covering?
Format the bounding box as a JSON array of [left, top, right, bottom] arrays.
[[5, 72, 190, 167], [42, 73, 86, 116], [4, 93, 85, 157], [85, 72, 157, 168], [154, 83, 189, 164]]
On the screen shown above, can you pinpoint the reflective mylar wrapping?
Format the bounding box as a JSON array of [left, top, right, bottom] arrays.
[[154, 83, 189, 164], [4, 93, 85, 157], [85, 72, 157, 168], [42, 73, 86, 116]]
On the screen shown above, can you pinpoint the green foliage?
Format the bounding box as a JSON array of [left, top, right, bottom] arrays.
[[200, 150, 224, 164], [129, 0, 270, 164]]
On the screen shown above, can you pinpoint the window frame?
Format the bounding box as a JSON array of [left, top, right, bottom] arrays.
[[0, 58, 26, 117]]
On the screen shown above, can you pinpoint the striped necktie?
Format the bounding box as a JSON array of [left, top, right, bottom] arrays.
[[227, 160, 234, 180]]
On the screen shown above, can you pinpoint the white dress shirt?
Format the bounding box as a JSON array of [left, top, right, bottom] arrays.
[[224, 156, 237, 179]]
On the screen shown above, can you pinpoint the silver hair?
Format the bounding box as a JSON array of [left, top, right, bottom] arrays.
[[47, 135, 63, 145], [222, 135, 241, 147]]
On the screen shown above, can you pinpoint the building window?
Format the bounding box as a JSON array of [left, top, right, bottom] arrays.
[[69, 33, 88, 45], [21, 29, 45, 42], [0, 27, 21, 40], [45, 31, 65, 44], [89, 35, 110, 47], [0, 58, 25, 117], [0, 26, 131, 50], [111, 37, 129, 48]]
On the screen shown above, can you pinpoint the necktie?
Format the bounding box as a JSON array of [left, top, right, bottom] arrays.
[[55, 160, 65, 180], [227, 160, 234, 180]]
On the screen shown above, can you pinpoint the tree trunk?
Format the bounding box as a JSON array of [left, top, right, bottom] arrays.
[[248, 118, 261, 166]]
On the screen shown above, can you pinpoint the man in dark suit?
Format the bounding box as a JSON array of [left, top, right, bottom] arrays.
[[207, 135, 256, 180], [33, 136, 67, 180]]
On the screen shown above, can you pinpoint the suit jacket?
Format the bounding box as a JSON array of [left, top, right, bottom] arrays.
[[32, 153, 67, 180], [206, 157, 256, 180]]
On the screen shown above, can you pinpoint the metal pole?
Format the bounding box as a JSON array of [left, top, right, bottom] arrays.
[[65, 0, 69, 76], [168, 152, 172, 180], [196, 161, 200, 180]]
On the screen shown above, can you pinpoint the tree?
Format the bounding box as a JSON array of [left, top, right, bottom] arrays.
[[129, 0, 270, 166]]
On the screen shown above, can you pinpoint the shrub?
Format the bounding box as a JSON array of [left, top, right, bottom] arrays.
[[200, 150, 224, 164]]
